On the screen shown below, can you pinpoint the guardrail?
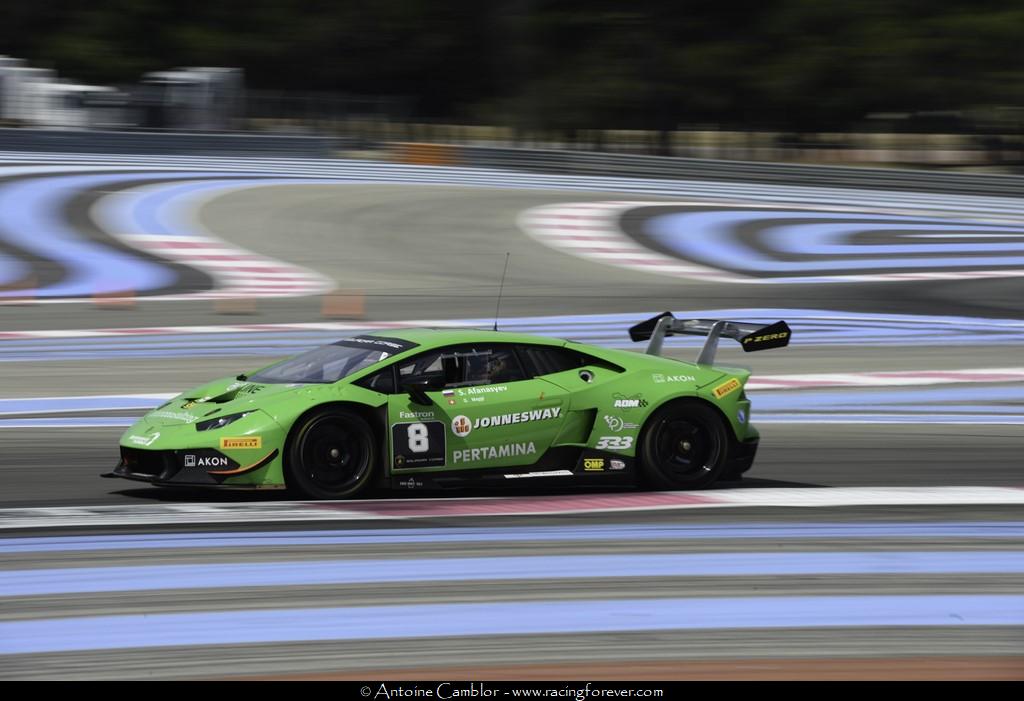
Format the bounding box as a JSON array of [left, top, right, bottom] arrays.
[[0, 128, 340, 157], [454, 145, 1024, 198]]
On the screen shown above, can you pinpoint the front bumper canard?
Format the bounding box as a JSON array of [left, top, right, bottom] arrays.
[[107, 446, 278, 486]]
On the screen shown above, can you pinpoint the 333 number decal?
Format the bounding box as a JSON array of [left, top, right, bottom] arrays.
[[595, 436, 633, 450]]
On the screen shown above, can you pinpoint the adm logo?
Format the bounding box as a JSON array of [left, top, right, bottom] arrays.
[[612, 394, 648, 410]]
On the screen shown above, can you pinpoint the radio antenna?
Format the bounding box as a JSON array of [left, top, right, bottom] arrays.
[[493, 252, 510, 332]]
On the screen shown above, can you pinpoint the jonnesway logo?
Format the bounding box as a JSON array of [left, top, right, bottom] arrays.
[[451, 407, 562, 436], [453, 442, 537, 463]]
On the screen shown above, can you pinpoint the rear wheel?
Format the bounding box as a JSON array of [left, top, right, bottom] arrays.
[[639, 400, 730, 490], [286, 409, 375, 499]]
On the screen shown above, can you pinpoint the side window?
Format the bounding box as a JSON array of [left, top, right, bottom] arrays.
[[395, 344, 527, 388], [519, 345, 588, 377], [396, 349, 446, 385], [355, 367, 397, 394]]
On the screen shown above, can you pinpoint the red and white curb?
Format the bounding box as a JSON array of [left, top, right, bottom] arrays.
[[746, 368, 1024, 390], [90, 181, 335, 300], [518, 200, 1024, 284], [2, 486, 1023, 529]]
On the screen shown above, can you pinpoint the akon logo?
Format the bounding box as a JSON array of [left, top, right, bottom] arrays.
[[183, 455, 230, 468]]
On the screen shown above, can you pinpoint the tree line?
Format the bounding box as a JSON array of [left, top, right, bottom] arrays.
[[4, 0, 1023, 132]]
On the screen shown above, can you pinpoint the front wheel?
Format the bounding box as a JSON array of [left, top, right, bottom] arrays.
[[286, 409, 376, 499], [639, 400, 730, 490]]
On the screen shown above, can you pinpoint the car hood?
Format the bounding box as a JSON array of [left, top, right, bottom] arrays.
[[145, 377, 308, 426]]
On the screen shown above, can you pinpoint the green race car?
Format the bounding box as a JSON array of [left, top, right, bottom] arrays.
[[108, 313, 790, 498]]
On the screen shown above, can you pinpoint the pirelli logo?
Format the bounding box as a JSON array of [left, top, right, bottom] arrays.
[[220, 436, 262, 450], [712, 378, 742, 399], [739, 321, 791, 353]]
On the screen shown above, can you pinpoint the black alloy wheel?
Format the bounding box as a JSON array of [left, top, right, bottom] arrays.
[[639, 400, 730, 490], [287, 409, 375, 499]]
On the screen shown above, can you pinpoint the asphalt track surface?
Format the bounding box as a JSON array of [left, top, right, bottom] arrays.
[[1, 162, 1022, 679]]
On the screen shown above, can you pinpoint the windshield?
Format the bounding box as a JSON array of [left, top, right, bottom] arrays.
[[248, 336, 416, 384]]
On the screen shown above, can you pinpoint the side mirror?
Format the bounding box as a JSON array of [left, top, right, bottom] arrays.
[[402, 379, 437, 406]]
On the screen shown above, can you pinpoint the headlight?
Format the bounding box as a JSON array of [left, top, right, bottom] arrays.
[[195, 411, 252, 431]]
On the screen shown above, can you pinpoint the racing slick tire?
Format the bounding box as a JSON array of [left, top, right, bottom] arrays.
[[638, 400, 730, 490], [286, 408, 376, 499]]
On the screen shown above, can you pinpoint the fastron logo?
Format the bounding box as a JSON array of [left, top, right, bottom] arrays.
[[452, 415, 472, 437], [400, 410, 436, 420]]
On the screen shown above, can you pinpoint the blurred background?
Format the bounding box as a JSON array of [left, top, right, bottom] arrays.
[[2, 0, 1023, 682], [2, 0, 1023, 167]]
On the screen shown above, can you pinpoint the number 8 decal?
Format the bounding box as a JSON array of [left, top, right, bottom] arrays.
[[407, 422, 430, 453]]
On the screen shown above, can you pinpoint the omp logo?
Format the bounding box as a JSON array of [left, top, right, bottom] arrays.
[[220, 437, 261, 450], [612, 394, 648, 410], [183, 455, 229, 468], [583, 458, 605, 471], [713, 378, 742, 399], [452, 415, 472, 437]]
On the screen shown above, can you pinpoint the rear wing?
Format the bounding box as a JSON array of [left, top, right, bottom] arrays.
[[629, 312, 791, 365]]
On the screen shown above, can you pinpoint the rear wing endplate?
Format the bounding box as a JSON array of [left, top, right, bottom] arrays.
[[629, 312, 790, 365]]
